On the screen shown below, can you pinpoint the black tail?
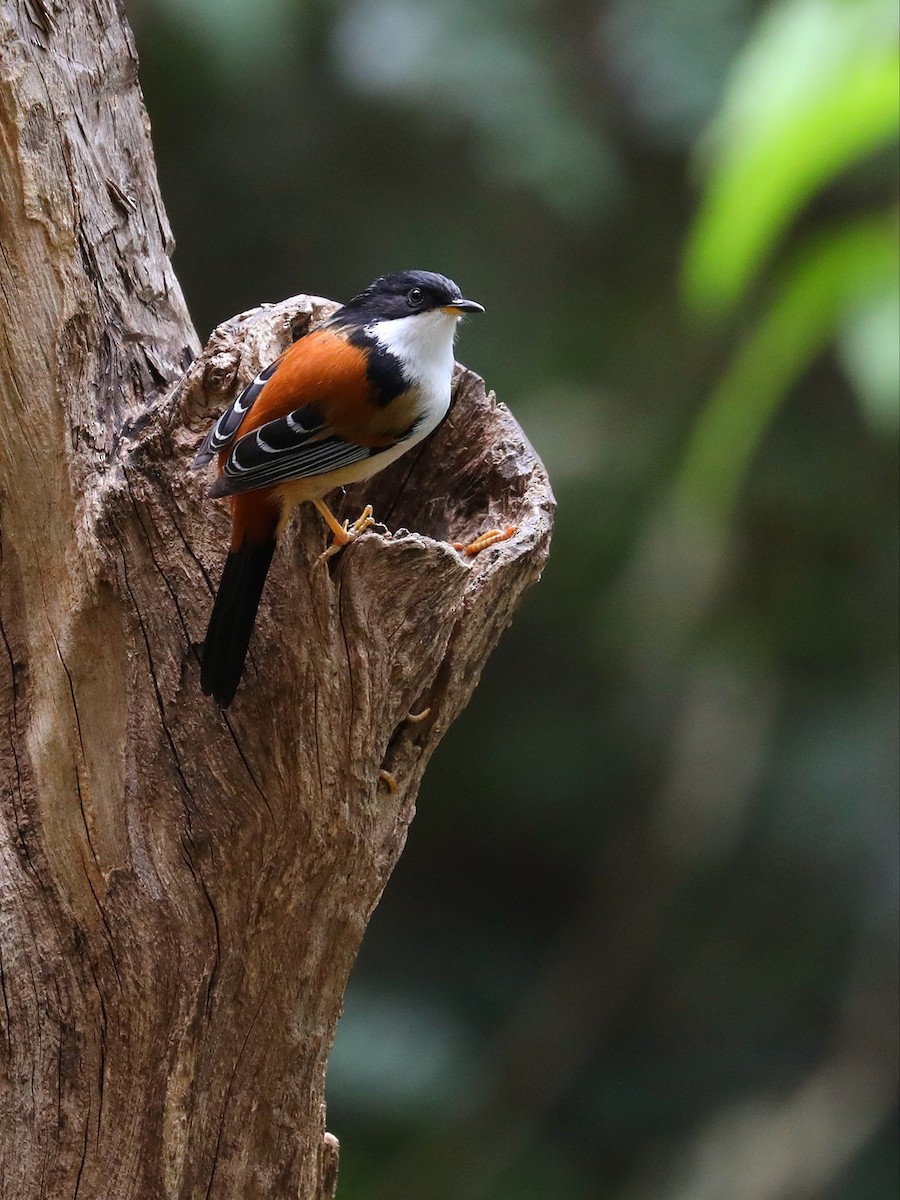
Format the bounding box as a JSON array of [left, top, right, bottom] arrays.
[[200, 538, 277, 707]]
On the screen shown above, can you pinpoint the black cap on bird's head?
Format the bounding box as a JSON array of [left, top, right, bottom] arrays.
[[334, 270, 484, 324]]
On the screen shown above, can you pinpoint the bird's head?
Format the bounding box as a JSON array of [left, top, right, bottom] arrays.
[[334, 270, 484, 326]]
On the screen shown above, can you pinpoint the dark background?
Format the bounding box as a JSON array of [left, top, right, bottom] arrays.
[[127, 1, 899, 1196]]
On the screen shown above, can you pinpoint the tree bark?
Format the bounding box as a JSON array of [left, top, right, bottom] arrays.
[[0, 3, 553, 1197]]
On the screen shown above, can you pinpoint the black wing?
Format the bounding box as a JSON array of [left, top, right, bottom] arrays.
[[191, 357, 282, 469], [208, 406, 387, 497]]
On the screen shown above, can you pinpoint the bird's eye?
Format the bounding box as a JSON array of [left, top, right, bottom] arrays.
[[406, 287, 424, 307]]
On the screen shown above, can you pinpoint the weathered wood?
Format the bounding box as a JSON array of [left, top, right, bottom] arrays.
[[0, 3, 554, 1197]]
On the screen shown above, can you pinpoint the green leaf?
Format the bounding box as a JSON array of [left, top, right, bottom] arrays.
[[839, 282, 900, 434], [684, 0, 900, 312], [676, 214, 899, 519]]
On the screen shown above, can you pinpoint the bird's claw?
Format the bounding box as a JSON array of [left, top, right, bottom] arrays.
[[349, 504, 376, 536], [317, 505, 376, 563]]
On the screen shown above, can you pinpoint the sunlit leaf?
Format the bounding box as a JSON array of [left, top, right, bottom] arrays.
[[676, 214, 899, 518], [838, 281, 900, 434], [684, 0, 900, 312]]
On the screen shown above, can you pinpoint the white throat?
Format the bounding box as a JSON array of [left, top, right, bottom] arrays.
[[367, 309, 459, 391], [366, 309, 463, 444]]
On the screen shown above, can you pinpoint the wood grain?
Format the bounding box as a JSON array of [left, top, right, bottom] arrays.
[[0, 4, 554, 1196]]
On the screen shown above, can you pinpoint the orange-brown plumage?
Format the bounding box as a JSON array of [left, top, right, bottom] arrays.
[[228, 492, 280, 552], [228, 329, 372, 438]]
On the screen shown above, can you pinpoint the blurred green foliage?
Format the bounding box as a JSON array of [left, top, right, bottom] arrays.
[[686, 0, 898, 308], [678, 215, 898, 519], [682, 0, 899, 525], [130, 0, 899, 1195]]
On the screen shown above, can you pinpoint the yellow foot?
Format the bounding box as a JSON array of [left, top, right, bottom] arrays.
[[378, 769, 399, 793], [451, 525, 517, 557], [317, 504, 376, 563]]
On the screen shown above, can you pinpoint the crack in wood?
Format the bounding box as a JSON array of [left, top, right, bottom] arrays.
[[312, 682, 325, 803], [336, 579, 357, 769], [78, 849, 121, 987], [197, 872, 222, 1015], [72, 1093, 90, 1199], [123, 466, 197, 651], [220, 710, 273, 817], [203, 1000, 265, 1200], [0, 944, 12, 1045], [111, 529, 197, 824]]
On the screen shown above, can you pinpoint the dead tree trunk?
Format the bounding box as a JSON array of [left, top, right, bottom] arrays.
[[0, 3, 553, 1197]]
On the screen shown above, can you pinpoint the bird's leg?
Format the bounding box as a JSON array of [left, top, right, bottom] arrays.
[[452, 525, 517, 556], [313, 497, 375, 562]]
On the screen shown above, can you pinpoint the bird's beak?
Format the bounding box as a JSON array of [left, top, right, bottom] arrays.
[[443, 298, 485, 315]]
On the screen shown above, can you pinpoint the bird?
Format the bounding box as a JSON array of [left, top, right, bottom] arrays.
[[192, 269, 487, 708]]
